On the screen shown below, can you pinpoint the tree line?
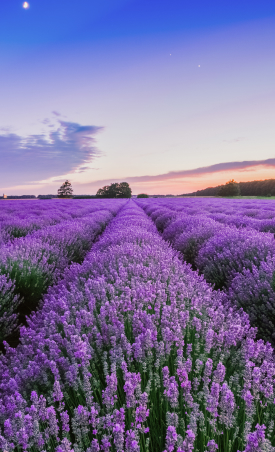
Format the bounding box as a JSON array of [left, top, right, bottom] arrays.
[[185, 178, 275, 197], [57, 181, 133, 198], [1, 182, 150, 200]]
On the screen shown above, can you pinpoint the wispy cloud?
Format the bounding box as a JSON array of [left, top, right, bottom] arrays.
[[0, 120, 103, 187], [125, 159, 275, 183], [223, 137, 246, 143], [82, 158, 275, 188]]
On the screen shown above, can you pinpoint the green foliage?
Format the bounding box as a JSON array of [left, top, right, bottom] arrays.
[[1, 258, 55, 310], [186, 178, 275, 197], [58, 180, 73, 198], [0, 277, 21, 341], [137, 194, 149, 198], [218, 179, 240, 197], [73, 195, 97, 199], [96, 182, 132, 198]]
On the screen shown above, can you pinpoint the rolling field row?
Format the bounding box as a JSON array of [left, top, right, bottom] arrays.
[[0, 200, 274, 451], [136, 198, 275, 346], [0, 200, 126, 345]]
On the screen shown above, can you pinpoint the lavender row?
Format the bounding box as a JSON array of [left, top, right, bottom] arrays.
[[136, 199, 275, 345], [0, 201, 274, 451], [138, 198, 275, 233], [145, 198, 275, 219], [0, 201, 126, 342], [0, 200, 121, 243]]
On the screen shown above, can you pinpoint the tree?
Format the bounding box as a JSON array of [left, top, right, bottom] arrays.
[[218, 179, 240, 197], [137, 193, 149, 198], [58, 180, 73, 198], [96, 182, 132, 198]]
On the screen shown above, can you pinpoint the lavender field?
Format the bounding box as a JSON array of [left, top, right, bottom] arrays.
[[0, 199, 275, 452]]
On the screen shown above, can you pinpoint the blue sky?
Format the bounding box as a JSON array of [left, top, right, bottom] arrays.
[[0, 0, 275, 194]]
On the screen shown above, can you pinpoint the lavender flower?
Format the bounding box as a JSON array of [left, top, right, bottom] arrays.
[[56, 438, 74, 452], [165, 425, 177, 452], [206, 439, 218, 451], [178, 429, 195, 452], [243, 424, 268, 452], [102, 372, 118, 411], [113, 423, 125, 452], [0, 199, 275, 452], [125, 429, 140, 452]]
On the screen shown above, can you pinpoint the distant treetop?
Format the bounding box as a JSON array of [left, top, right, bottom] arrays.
[[58, 180, 73, 198], [183, 178, 275, 197], [218, 179, 240, 197], [137, 193, 149, 198], [96, 182, 132, 198]]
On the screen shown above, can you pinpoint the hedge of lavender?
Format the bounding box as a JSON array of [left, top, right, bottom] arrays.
[[0, 200, 126, 341], [0, 201, 275, 452], [228, 256, 275, 345], [137, 198, 275, 233], [136, 198, 275, 345], [0, 200, 122, 243]]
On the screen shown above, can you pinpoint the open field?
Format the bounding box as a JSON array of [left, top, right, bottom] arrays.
[[180, 196, 275, 200], [0, 198, 275, 452], [228, 196, 275, 199]]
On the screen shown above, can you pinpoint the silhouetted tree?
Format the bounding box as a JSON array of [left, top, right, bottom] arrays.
[[185, 178, 275, 197], [96, 182, 132, 198], [218, 179, 240, 197], [58, 180, 73, 198], [137, 193, 149, 198]]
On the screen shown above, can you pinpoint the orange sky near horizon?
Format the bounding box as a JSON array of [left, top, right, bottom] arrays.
[[1, 165, 275, 196], [122, 166, 275, 195]]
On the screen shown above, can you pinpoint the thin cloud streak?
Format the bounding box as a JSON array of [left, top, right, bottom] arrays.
[[223, 137, 246, 143], [125, 159, 275, 183], [82, 158, 275, 188]]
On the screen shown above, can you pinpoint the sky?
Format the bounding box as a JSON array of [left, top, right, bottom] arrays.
[[0, 0, 275, 195]]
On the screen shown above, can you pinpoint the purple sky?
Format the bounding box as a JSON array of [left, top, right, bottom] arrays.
[[0, 1, 275, 195]]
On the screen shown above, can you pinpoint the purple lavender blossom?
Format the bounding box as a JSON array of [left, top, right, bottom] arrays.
[[165, 425, 177, 452], [206, 439, 218, 451], [243, 424, 268, 452], [102, 372, 118, 411], [0, 199, 275, 452], [178, 429, 195, 452]]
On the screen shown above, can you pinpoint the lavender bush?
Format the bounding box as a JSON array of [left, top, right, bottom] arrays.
[[0, 275, 20, 341], [164, 217, 222, 268], [0, 202, 274, 451], [0, 199, 119, 243], [0, 201, 125, 341], [136, 198, 275, 234], [228, 256, 275, 345], [196, 228, 275, 289], [136, 198, 275, 345]]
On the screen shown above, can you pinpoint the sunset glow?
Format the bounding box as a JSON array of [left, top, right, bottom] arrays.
[[0, 0, 274, 195]]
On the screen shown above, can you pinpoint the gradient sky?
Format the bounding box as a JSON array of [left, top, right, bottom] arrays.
[[0, 0, 275, 195]]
